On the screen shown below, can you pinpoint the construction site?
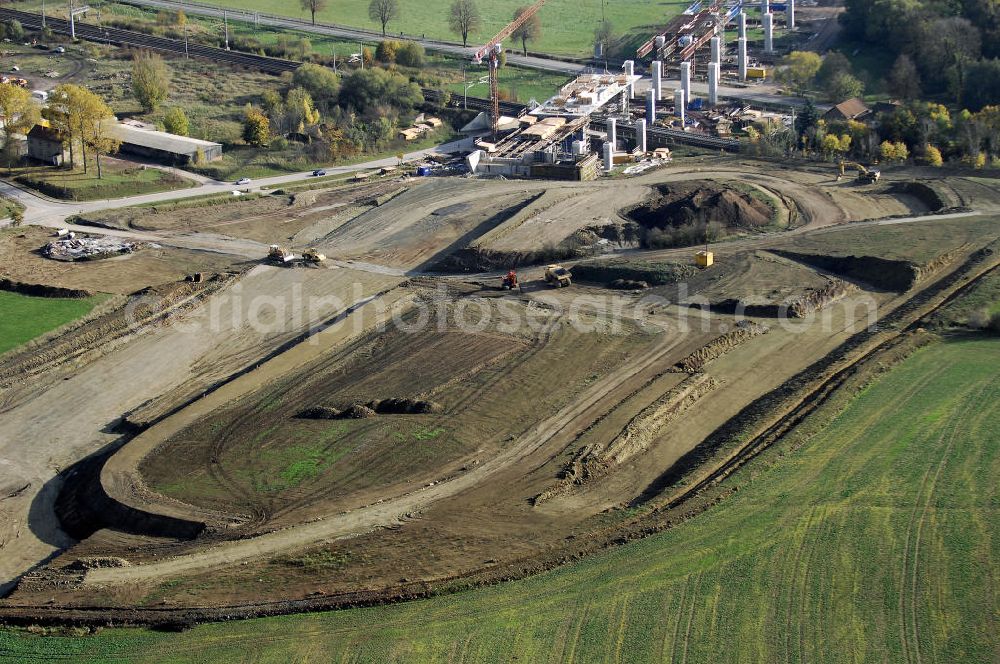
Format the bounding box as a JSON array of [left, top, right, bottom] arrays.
[[0, 147, 997, 623], [463, 0, 801, 180], [0, 0, 998, 637]]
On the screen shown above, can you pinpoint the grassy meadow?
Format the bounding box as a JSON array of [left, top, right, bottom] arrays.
[[189, 0, 689, 57], [0, 291, 108, 355], [1, 334, 997, 661]]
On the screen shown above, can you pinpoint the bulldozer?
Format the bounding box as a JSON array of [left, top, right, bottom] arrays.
[[267, 244, 295, 264], [838, 161, 880, 184], [544, 264, 572, 288], [302, 248, 326, 263], [500, 270, 520, 292]]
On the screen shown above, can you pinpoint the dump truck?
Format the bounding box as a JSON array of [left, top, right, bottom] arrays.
[[267, 244, 295, 263], [544, 264, 572, 288], [302, 248, 326, 263]]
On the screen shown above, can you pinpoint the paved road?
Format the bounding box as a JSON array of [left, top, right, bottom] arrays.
[[1, 136, 476, 258]]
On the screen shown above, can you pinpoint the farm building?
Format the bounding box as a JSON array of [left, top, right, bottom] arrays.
[[106, 120, 223, 165], [26, 125, 65, 166], [824, 98, 872, 122]]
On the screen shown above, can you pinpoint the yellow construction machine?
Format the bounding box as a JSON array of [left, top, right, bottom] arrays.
[[544, 264, 572, 288], [302, 248, 326, 263], [838, 161, 880, 183]]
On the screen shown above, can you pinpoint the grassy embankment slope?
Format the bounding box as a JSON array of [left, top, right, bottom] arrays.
[[2, 334, 997, 662], [0, 291, 108, 355]]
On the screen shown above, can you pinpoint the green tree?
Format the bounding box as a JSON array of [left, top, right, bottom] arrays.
[[368, 0, 400, 36], [131, 51, 171, 113], [816, 51, 851, 88], [375, 39, 400, 63], [297, 38, 313, 60], [5, 20, 24, 42], [880, 139, 909, 161], [794, 98, 819, 139], [827, 72, 864, 101], [291, 63, 340, 112], [511, 6, 542, 56], [47, 86, 117, 176], [782, 51, 822, 92], [299, 0, 328, 25], [963, 59, 1000, 111], [448, 0, 481, 47], [162, 107, 189, 136], [85, 103, 121, 180], [922, 144, 943, 166], [243, 106, 271, 147], [338, 68, 423, 114], [923, 17, 981, 103], [396, 41, 425, 67], [0, 84, 38, 173], [888, 54, 921, 101], [285, 87, 321, 135]]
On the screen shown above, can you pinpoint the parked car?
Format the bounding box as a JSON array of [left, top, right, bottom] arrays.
[[312, 169, 326, 177], [55, 46, 66, 54], [236, 177, 251, 185]]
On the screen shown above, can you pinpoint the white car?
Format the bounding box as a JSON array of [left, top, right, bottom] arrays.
[[55, 46, 66, 54], [236, 177, 251, 185]]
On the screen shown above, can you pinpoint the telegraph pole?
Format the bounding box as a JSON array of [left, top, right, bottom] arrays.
[[224, 10, 229, 50]]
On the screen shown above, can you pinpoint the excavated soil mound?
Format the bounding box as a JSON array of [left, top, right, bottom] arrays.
[[298, 399, 442, 420], [626, 181, 774, 232]]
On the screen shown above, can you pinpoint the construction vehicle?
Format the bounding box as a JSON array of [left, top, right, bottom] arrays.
[[302, 248, 326, 263], [746, 66, 768, 80], [838, 161, 880, 183], [267, 244, 295, 264], [500, 270, 520, 292], [544, 264, 572, 288]]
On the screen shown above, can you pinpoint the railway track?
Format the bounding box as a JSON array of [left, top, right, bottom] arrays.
[[0, 7, 299, 74], [0, 8, 525, 116]]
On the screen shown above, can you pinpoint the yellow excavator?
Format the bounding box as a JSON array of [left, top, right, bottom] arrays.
[[838, 161, 880, 183]]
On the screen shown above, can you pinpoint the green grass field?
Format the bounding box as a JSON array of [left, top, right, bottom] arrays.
[[2, 335, 997, 661], [13, 163, 193, 202], [0, 291, 108, 355], [195, 0, 688, 57]]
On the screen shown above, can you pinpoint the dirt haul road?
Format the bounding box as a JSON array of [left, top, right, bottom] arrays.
[[0, 266, 401, 594]]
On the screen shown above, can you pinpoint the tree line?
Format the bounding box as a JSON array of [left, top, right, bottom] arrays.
[[841, 0, 1000, 109], [242, 62, 425, 163]]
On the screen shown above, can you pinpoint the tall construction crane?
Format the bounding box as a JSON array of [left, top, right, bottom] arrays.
[[472, 0, 546, 137]]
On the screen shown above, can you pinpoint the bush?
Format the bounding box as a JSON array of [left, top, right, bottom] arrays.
[[4, 20, 24, 42], [396, 41, 425, 68], [162, 107, 189, 136], [968, 309, 990, 329], [375, 40, 400, 63]]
